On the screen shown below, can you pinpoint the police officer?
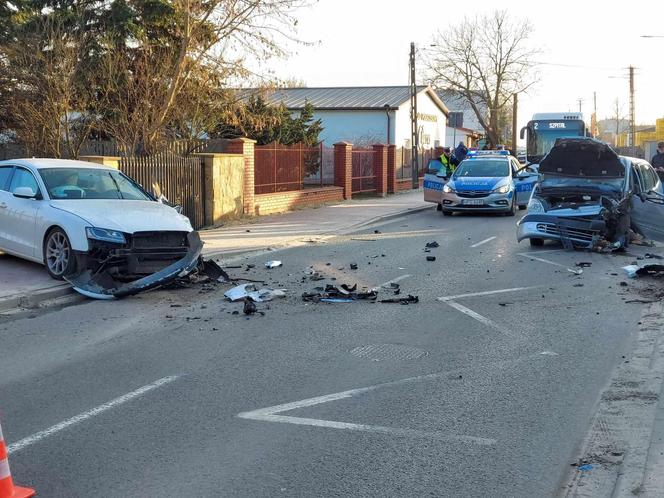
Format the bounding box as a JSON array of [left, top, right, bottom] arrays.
[[651, 142, 664, 181], [439, 146, 459, 176]]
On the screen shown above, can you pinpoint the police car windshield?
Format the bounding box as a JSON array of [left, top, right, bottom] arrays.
[[454, 160, 509, 178]]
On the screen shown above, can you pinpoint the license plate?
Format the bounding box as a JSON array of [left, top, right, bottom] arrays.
[[462, 199, 484, 205]]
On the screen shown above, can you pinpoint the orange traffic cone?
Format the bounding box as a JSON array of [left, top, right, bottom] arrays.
[[0, 422, 35, 498]]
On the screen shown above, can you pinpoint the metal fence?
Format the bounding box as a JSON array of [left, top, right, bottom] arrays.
[[351, 148, 376, 194], [395, 147, 433, 180], [119, 153, 206, 229], [254, 142, 324, 194]]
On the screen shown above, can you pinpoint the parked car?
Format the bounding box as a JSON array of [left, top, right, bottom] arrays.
[[516, 138, 664, 248], [0, 158, 203, 298], [440, 151, 538, 216]]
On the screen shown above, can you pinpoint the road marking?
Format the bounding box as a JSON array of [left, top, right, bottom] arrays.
[[443, 300, 516, 336], [7, 375, 180, 454], [372, 274, 411, 292], [438, 286, 536, 302], [517, 252, 566, 268], [437, 287, 536, 338], [470, 236, 496, 248], [238, 371, 498, 445]]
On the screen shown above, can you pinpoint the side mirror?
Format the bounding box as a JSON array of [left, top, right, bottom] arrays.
[[13, 186, 37, 199], [519, 127, 526, 140]]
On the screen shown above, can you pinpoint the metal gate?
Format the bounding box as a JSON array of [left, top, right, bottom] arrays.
[[119, 153, 206, 229]]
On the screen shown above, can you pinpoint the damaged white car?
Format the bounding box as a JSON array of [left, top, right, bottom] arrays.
[[0, 158, 203, 298], [517, 138, 664, 249]]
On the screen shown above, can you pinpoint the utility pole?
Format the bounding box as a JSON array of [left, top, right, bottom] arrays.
[[592, 91, 597, 138], [409, 42, 419, 189], [577, 98, 583, 113], [512, 93, 518, 153], [629, 65, 636, 148]]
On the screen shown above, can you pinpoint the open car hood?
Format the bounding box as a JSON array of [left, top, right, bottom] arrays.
[[539, 138, 624, 179]]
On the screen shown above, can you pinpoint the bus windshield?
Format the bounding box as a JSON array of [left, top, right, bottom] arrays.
[[527, 120, 585, 163]]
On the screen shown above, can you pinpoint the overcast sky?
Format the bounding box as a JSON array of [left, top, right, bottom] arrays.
[[265, 0, 664, 131]]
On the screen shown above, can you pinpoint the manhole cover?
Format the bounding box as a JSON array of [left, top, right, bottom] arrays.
[[350, 344, 428, 361]]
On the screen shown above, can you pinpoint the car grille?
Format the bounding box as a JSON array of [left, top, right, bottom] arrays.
[[456, 190, 491, 198], [131, 231, 188, 249], [536, 223, 596, 242]]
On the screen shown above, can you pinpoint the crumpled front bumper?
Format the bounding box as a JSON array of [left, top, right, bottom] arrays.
[[65, 231, 204, 299], [516, 214, 606, 247]]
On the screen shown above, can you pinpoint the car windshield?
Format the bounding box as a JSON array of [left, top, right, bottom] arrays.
[[39, 168, 152, 200], [454, 159, 509, 178]]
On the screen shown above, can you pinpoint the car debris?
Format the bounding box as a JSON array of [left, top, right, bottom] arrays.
[[350, 263, 358, 270], [426, 256, 436, 262], [243, 299, 258, 315], [302, 284, 377, 303], [224, 283, 286, 302], [575, 262, 592, 268], [645, 253, 664, 260], [425, 241, 440, 248], [66, 232, 204, 300], [379, 295, 419, 305], [567, 268, 583, 276], [265, 260, 282, 269]]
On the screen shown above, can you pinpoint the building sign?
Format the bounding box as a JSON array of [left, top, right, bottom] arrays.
[[417, 112, 438, 123]]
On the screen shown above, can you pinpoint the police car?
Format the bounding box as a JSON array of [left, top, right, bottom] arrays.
[[440, 150, 538, 216]]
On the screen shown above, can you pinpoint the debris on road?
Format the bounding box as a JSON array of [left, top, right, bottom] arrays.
[[426, 256, 436, 262], [265, 260, 282, 269], [200, 260, 231, 282], [350, 263, 358, 270], [225, 284, 257, 301], [243, 299, 258, 315], [567, 268, 583, 276], [379, 295, 419, 305], [645, 253, 664, 260], [302, 284, 377, 303], [622, 264, 664, 278], [425, 241, 440, 248], [575, 262, 592, 268], [622, 265, 640, 278]]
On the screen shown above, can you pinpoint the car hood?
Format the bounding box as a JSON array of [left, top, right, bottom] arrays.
[[50, 200, 193, 233], [539, 138, 624, 178], [450, 177, 508, 191]]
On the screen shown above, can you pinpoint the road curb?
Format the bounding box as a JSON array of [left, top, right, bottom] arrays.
[[0, 283, 73, 313], [203, 203, 433, 261]]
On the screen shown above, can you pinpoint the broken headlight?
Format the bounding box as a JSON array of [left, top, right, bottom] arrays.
[[492, 184, 510, 194], [527, 198, 545, 214], [86, 227, 126, 244]]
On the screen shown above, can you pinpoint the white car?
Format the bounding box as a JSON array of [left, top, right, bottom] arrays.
[[0, 158, 203, 298]]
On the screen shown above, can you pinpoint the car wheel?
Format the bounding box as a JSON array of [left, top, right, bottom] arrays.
[[505, 199, 516, 216], [442, 209, 453, 216], [518, 205, 527, 210], [529, 238, 544, 247], [436, 203, 443, 211], [44, 228, 76, 280]]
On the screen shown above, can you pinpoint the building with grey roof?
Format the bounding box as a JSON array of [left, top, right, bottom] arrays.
[[260, 85, 450, 148]]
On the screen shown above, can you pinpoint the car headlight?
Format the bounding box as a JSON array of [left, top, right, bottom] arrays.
[[527, 198, 545, 214], [492, 184, 510, 194], [443, 184, 455, 193], [86, 227, 126, 244]]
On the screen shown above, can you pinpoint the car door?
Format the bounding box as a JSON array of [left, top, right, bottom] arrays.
[[513, 160, 538, 207], [630, 161, 664, 242], [3, 166, 43, 258], [0, 165, 17, 250], [423, 158, 448, 204]]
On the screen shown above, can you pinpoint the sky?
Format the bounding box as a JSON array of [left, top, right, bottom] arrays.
[[264, 0, 664, 133]]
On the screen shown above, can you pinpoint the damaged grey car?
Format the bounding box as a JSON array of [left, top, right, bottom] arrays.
[[516, 138, 664, 250]]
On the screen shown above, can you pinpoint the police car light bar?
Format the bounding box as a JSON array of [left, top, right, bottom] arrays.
[[466, 150, 510, 157]]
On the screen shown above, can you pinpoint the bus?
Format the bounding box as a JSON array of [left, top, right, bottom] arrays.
[[520, 112, 588, 167]]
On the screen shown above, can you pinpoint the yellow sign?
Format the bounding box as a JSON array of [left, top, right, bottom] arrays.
[[417, 113, 438, 123]]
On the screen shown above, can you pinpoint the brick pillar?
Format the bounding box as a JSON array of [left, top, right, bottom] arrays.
[[386, 145, 397, 194], [227, 137, 256, 215], [334, 142, 353, 200], [373, 144, 388, 197]]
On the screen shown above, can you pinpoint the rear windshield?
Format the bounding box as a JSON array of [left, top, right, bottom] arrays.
[[39, 168, 152, 200], [454, 159, 509, 178]]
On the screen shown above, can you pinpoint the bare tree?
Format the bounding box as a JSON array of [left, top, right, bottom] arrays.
[[98, 0, 309, 154], [426, 10, 539, 146], [3, 18, 98, 157]]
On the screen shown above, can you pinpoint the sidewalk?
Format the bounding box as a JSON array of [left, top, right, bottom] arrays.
[[0, 190, 430, 311], [201, 190, 429, 256]]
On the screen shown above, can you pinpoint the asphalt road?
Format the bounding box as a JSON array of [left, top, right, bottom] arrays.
[[0, 207, 655, 497]]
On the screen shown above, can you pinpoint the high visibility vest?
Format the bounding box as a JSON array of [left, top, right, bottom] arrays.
[[440, 154, 455, 173]]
